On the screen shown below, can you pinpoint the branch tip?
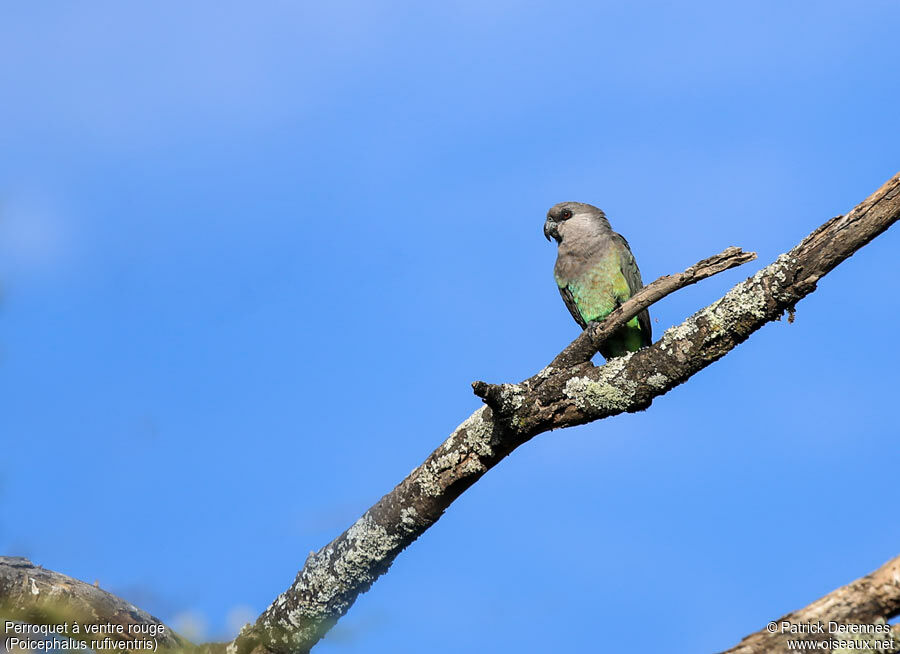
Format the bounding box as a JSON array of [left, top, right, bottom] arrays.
[[471, 380, 490, 399], [471, 380, 508, 414]]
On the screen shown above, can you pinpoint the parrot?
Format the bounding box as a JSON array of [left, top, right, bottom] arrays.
[[543, 201, 652, 359]]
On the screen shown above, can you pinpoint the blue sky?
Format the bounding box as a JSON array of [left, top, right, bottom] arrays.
[[1, 2, 898, 652]]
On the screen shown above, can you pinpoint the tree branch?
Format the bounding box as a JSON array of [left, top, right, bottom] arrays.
[[0, 556, 194, 652], [227, 173, 900, 654], [724, 554, 900, 653]]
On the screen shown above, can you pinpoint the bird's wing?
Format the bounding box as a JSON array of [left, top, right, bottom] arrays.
[[558, 286, 588, 329], [613, 232, 653, 345]]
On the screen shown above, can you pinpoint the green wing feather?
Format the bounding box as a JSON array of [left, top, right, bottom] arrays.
[[554, 233, 652, 357], [612, 233, 652, 347], [558, 286, 588, 329]]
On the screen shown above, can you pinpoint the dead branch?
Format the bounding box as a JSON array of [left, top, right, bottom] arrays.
[[723, 554, 900, 653], [0, 556, 193, 651]]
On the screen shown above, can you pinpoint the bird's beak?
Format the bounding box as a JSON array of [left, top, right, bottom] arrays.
[[543, 218, 558, 242]]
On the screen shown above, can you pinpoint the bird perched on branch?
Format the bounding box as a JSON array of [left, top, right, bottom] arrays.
[[544, 202, 652, 359]]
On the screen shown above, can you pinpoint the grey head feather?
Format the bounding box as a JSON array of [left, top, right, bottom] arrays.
[[544, 201, 611, 242], [546, 201, 608, 224]]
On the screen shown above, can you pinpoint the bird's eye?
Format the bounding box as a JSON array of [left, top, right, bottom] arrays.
[[561, 209, 573, 220]]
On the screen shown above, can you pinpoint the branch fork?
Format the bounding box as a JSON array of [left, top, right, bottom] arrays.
[[472, 245, 758, 419]]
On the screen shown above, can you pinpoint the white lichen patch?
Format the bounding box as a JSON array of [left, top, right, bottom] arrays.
[[562, 353, 640, 415], [288, 546, 339, 614], [564, 376, 632, 414], [276, 514, 405, 632], [399, 506, 418, 530], [332, 516, 402, 585], [415, 462, 443, 497], [459, 455, 487, 476], [599, 351, 632, 376], [413, 409, 498, 497], [418, 449, 464, 495], [708, 279, 768, 325], [498, 384, 525, 411], [266, 507, 434, 646], [458, 408, 495, 458], [656, 263, 783, 360], [660, 320, 697, 350], [771, 254, 790, 283], [536, 365, 555, 379], [647, 373, 668, 389]]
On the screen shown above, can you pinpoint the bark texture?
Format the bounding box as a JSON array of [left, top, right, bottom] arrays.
[[723, 555, 900, 653], [229, 173, 900, 654]]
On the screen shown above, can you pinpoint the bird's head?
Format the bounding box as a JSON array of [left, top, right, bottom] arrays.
[[543, 201, 608, 243]]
